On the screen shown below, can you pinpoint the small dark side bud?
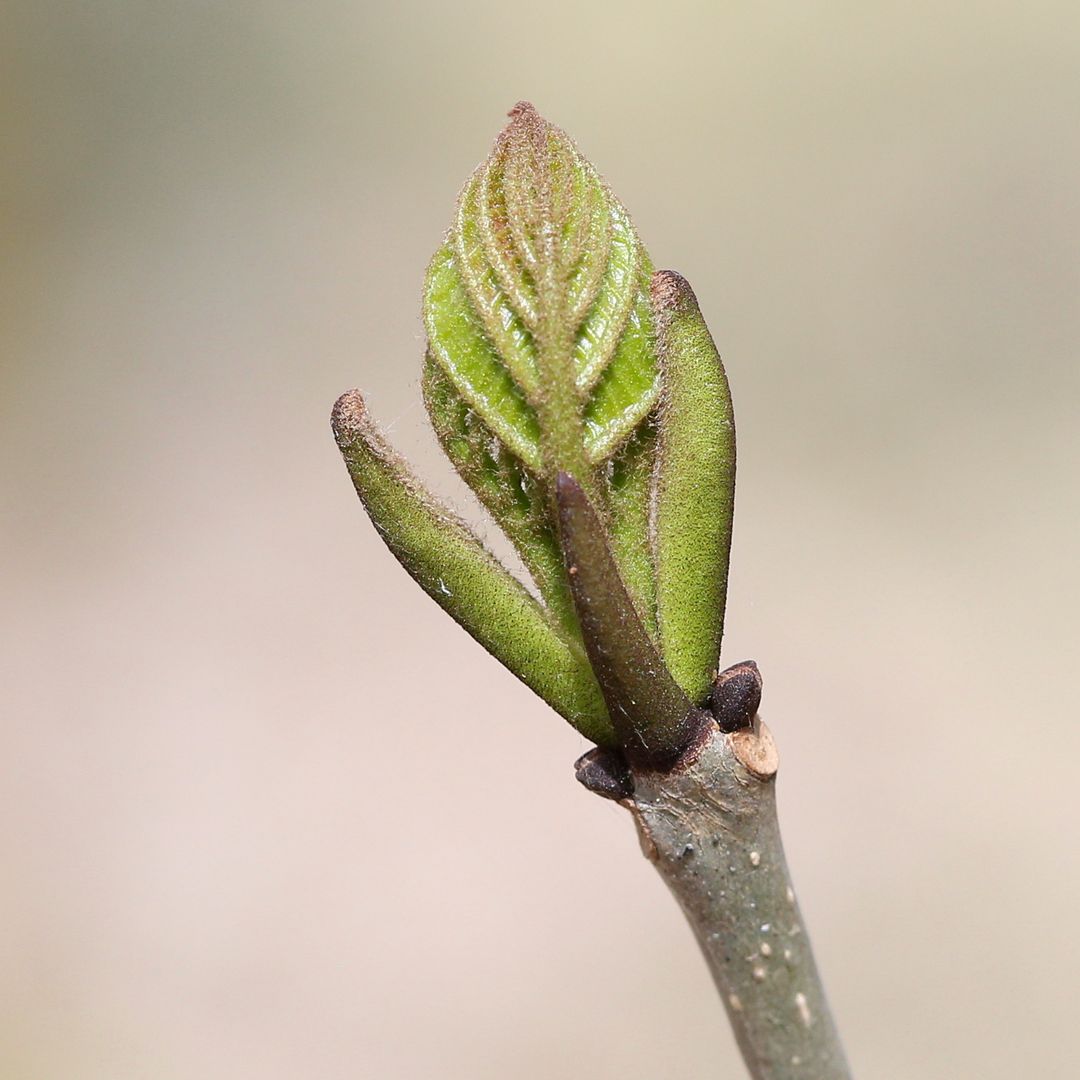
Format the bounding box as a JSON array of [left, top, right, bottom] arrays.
[[710, 661, 762, 733], [574, 747, 634, 801]]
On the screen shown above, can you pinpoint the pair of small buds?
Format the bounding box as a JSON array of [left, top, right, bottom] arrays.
[[575, 661, 763, 799]]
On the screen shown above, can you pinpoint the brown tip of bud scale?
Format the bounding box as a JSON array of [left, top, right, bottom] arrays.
[[330, 388, 369, 446], [649, 269, 701, 318]]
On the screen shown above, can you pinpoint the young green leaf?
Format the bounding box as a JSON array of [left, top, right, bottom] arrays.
[[422, 101, 664, 637], [421, 353, 577, 636], [333, 104, 739, 762], [651, 270, 736, 704], [423, 102, 658, 485], [331, 389, 613, 745]]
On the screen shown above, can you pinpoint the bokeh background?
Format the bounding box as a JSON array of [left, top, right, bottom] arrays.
[[4, 3, 1080, 1077]]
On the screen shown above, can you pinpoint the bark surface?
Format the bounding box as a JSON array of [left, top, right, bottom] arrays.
[[616, 721, 852, 1080]]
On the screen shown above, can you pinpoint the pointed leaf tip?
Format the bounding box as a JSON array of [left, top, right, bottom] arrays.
[[508, 99, 540, 119]]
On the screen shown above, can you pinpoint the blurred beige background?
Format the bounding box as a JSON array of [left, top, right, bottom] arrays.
[[3, 2, 1079, 1077]]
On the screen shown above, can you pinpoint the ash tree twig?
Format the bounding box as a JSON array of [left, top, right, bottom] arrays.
[[331, 102, 852, 1080]]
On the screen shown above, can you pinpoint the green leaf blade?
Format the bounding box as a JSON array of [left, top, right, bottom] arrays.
[[424, 103, 660, 484], [573, 198, 641, 393], [422, 355, 578, 635], [583, 283, 660, 463], [424, 244, 544, 473], [651, 270, 737, 704], [331, 389, 613, 744]]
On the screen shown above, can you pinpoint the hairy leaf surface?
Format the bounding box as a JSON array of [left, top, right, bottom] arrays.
[[423, 103, 659, 488], [335, 103, 737, 752]]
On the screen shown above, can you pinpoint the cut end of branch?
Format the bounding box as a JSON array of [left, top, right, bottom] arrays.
[[729, 720, 779, 780]]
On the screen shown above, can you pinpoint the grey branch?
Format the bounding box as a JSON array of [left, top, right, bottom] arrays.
[[581, 717, 852, 1080]]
